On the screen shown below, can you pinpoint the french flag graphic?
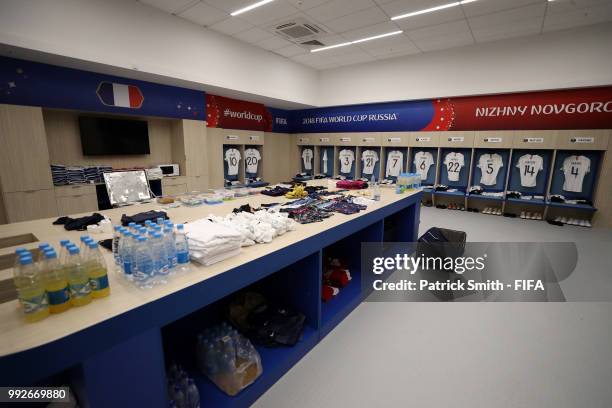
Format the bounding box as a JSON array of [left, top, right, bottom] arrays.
[[96, 82, 144, 108]]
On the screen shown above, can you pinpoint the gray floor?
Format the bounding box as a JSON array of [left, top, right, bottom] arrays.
[[253, 207, 612, 408]]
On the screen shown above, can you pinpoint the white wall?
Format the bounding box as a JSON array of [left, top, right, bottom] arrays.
[[317, 23, 612, 107], [0, 0, 319, 107]]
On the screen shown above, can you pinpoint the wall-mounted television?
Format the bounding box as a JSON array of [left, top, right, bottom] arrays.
[[79, 116, 150, 155]]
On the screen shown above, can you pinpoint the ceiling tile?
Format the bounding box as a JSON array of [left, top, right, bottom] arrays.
[[375, 47, 422, 60], [139, 0, 199, 14], [285, 0, 334, 11], [543, 2, 612, 32], [392, 6, 466, 31], [461, 0, 543, 18], [472, 17, 542, 42], [408, 19, 474, 51], [233, 27, 275, 43], [208, 17, 254, 35], [306, 0, 376, 22], [178, 1, 228, 26], [340, 21, 400, 41], [379, 0, 456, 18], [291, 52, 339, 69], [468, 3, 546, 30], [203, 0, 255, 14], [324, 7, 389, 33], [545, 0, 612, 14], [274, 43, 309, 57], [332, 52, 376, 67], [255, 35, 295, 50], [357, 33, 420, 55], [238, 1, 299, 26]]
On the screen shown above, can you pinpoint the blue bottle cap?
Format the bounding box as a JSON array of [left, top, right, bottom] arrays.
[[44, 250, 58, 259], [68, 246, 80, 255], [152, 232, 161, 238], [124, 231, 132, 237], [15, 248, 29, 255], [156, 217, 164, 223], [20, 255, 33, 265], [138, 236, 147, 242], [80, 236, 90, 242], [88, 242, 99, 249], [177, 224, 184, 230], [38, 243, 50, 250], [60, 239, 70, 246], [128, 222, 136, 227], [114, 225, 122, 231]]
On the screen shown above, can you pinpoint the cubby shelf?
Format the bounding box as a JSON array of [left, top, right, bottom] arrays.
[[195, 325, 319, 408], [467, 194, 504, 201], [321, 274, 362, 338], [433, 190, 465, 197], [506, 198, 546, 206], [547, 202, 597, 211]]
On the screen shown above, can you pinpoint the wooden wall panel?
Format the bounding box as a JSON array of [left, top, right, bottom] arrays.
[[43, 109, 175, 168], [263, 133, 292, 184]]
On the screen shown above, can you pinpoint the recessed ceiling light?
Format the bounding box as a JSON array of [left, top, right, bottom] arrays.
[[391, 0, 477, 21], [311, 30, 403, 52], [230, 0, 275, 17]]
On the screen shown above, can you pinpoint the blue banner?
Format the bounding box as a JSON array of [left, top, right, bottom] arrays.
[[268, 107, 290, 133], [290, 100, 436, 133], [0, 56, 205, 120]]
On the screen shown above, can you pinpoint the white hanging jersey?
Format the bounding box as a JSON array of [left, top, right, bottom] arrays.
[[244, 148, 261, 174], [478, 153, 503, 186], [301, 148, 313, 171], [413, 151, 434, 181], [361, 150, 379, 175], [562, 155, 590, 193], [516, 154, 543, 188], [225, 148, 241, 176], [386, 150, 404, 178], [322, 149, 328, 174], [338, 149, 355, 173], [443, 152, 465, 182]]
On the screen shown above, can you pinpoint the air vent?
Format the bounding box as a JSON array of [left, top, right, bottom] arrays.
[[300, 40, 324, 46], [271, 17, 327, 43]]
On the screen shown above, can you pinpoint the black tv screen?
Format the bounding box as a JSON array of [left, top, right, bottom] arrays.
[[79, 116, 150, 155]]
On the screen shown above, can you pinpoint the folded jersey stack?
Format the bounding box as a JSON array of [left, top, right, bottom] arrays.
[[184, 219, 242, 266]]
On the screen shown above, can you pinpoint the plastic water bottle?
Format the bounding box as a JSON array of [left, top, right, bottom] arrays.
[[151, 232, 169, 283], [37, 243, 51, 261], [79, 235, 91, 251], [133, 236, 155, 289], [14, 254, 49, 322], [186, 378, 200, 408], [164, 226, 177, 271], [58, 240, 71, 264], [65, 246, 92, 307], [14, 248, 30, 270], [120, 231, 135, 280], [42, 249, 71, 314], [173, 385, 186, 408], [112, 225, 122, 265], [85, 241, 110, 298], [175, 224, 190, 272], [372, 175, 381, 201]]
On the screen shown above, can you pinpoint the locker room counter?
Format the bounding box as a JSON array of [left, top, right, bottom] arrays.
[[0, 180, 422, 362]]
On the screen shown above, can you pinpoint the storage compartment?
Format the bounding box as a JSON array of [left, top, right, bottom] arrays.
[[162, 252, 320, 407], [321, 221, 382, 337]]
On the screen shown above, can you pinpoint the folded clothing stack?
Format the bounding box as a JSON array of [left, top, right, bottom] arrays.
[[66, 166, 87, 184], [336, 179, 368, 189], [50, 164, 68, 185], [261, 186, 291, 197], [184, 219, 243, 266], [206, 209, 296, 247]]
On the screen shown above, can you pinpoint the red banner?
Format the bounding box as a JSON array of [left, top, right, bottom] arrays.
[[450, 87, 612, 130], [206, 94, 272, 131]]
